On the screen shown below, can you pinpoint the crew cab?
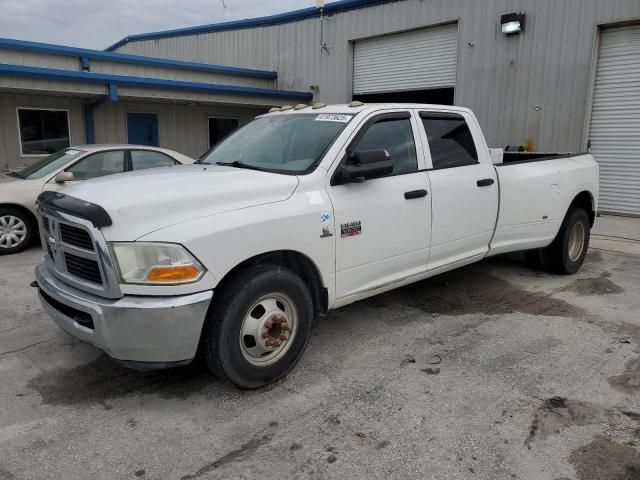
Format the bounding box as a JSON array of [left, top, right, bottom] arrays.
[[33, 104, 599, 389]]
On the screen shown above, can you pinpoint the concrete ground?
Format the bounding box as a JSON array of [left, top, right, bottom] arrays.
[[1, 217, 640, 480]]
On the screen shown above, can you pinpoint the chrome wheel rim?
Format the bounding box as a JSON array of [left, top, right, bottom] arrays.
[[240, 293, 297, 367], [568, 222, 585, 262], [0, 215, 27, 249]]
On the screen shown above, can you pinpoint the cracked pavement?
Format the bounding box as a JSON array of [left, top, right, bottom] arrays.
[[1, 239, 640, 479]]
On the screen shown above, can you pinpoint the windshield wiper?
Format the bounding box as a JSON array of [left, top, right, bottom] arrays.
[[6, 171, 23, 179], [215, 161, 271, 172]]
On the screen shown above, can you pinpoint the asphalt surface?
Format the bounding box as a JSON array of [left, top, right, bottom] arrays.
[[1, 244, 640, 480]]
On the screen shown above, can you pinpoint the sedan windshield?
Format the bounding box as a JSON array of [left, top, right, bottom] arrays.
[[15, 149, 85, 180], [199, 113, 353, 174]]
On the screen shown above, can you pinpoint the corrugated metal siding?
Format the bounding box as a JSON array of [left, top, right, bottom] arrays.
[[588, 25, 640, 215], [0, 93, 84, 170], [353, 23, 458, 94], [117, 0, 640, 153], [93, 101, 263, 159]]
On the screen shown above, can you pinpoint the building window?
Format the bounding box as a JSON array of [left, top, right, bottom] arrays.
[[209, 117, 239, 147], [18, 108, 70, 155]]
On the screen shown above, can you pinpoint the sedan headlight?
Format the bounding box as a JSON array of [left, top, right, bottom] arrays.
[[110, 242, 205, 285]]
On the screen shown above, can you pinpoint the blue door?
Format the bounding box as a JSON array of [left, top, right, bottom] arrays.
[[127, 113, 159, 146]]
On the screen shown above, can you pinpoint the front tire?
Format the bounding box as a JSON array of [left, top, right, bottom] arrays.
[[544, 207, 591, 274], [0, 207, 35, 255], [203, 264, 314, 389]]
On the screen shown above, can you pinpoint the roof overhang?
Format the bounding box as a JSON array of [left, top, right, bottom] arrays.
[[106, 0, 401, 51], [0, 63, 313, 102], [0, 37, 276, 80]]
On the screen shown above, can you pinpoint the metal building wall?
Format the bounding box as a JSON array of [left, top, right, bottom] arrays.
[[0, 93, 85, 170], [92, 101, 263, 159], [117, 0, 640, 152]]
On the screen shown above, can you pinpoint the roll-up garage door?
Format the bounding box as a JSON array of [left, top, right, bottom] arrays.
[[353, 23, 459, 95], [588, 25, 640, 216]]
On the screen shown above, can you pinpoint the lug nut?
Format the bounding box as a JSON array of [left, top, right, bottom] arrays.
[[264, 320, 273, 329]]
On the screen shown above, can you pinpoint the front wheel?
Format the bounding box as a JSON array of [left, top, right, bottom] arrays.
[[203, 264, 314, 389], [544, 207, 591, 274]]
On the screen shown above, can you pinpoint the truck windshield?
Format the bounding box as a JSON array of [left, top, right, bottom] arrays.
[[14, 149, 85, 180], [199, 113, 353, 174]]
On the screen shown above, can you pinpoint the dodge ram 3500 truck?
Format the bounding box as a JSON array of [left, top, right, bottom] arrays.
[[34, 103, 599, 389]]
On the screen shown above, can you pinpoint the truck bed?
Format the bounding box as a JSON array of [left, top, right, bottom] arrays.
[[499, 152, 588, 165]]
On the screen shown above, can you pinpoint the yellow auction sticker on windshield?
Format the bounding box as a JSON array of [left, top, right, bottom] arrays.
[[315, 114, 352, 123]]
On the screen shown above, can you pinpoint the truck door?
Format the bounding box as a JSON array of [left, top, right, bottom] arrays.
[[418, 111, 499, 271], [328, 111, 431, 300]]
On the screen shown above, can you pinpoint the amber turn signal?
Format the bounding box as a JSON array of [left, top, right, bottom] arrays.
[[146, 264, 202, 283]]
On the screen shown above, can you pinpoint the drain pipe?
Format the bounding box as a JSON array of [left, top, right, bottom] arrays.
[[84, 84, 118, 144]]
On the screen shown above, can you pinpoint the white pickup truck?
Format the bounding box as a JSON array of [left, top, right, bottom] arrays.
[[34, 103, 599, 389]]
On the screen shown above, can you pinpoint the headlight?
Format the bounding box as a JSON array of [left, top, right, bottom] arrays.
[[110, 242, 205, 285]]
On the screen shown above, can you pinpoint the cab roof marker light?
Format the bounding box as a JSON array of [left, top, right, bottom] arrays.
[[268, 107, 281, 113], [280, 105, 293, 111], [312, 102, 327, 109], [349, 101, 364, 108], [294, 104, 308, 110]]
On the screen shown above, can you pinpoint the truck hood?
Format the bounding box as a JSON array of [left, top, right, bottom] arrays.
[[61, 165, 299, 240]]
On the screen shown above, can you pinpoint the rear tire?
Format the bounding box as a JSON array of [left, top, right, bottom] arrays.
[[203, 264, 314, 389], [544, 207, 590, 275], [0, 207, 35, 255]]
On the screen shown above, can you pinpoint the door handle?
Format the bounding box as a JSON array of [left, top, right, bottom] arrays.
[[477, 178, 495, 187], [404, 189, 428, 200]]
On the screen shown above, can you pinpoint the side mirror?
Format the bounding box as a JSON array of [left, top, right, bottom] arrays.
[[54, 171, 75, 184], [334, 149, 393, 185]]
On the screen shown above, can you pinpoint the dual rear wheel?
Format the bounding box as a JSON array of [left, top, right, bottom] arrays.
[[524, 207, 591, 274]]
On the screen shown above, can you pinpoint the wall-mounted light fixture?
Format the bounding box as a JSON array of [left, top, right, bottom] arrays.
[[501, 13, 525, 35]]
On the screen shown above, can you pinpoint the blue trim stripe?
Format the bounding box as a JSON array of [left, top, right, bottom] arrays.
[[0, 38, 277, 80], [0, 63, 312, 101], [106, 0, 400, 51]]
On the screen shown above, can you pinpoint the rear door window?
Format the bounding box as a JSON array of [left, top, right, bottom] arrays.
[[67, 150, 125, 180], [420, 113, 478, 169], [131, 150, 178, 170]]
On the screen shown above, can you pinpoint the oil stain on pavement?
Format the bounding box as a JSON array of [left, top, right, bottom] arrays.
[[570, 435, 640, 480], [609, 356, 640, 394], [26, 355, 213, 406], [524, 397, 618, 449], [370, 262, 587, 318]]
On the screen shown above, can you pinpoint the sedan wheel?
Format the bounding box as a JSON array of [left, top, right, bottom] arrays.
[[0, 208, 34, 255], [0, 215, 28, 249]]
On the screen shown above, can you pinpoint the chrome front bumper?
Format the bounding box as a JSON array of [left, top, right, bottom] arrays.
[[36, 259, 213, 367]]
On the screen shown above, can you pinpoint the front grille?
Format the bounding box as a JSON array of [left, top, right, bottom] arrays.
[[65, 253, 102, 285], [38, 209, 119, 298], [39, 289, 94, 329], [60, 223, 94, 251]]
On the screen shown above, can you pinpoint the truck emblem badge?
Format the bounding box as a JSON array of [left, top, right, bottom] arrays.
[[320, 212, 330, 224], [341, 221, 361, 238], [320, 226, 333, 238], [47, 236, 57, 252]]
